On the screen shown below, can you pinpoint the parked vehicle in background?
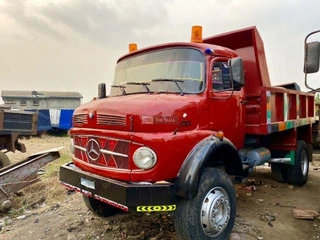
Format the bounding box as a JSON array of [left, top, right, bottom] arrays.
[[0, 107, 37, 167], [60, 26, 320, 240], [1, 90, 82, 134]]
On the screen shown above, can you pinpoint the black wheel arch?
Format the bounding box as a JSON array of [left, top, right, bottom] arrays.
[[175, 135, 243, 199]]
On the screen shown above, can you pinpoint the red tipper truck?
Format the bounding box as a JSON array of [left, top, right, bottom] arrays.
[[60, 26, 318, 240]]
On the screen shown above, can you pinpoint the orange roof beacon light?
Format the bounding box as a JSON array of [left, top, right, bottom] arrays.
[[129, 43, 138, 53], [191, 25, 203, 43]]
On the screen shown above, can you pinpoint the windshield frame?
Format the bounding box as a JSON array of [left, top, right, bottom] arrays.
[[110, 47, 206, 97]]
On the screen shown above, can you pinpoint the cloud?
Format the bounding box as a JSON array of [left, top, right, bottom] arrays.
[[0, 0, 320, 103], [1, 0, 67, 41], [0, 0, 171, 46]]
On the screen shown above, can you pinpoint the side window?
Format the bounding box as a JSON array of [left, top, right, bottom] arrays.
[[212, 62, 231, 91], [20, 99, 27, 106], [33, 99, 39, 106]]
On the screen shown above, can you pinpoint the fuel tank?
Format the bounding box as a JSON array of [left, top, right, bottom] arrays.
[[240, 147, 271, 166]]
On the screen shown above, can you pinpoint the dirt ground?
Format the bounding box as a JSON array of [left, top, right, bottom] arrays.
[[0, 135, 319, 240]]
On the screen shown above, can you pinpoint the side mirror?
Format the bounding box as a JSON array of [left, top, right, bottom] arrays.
[[229, 57, 245, 88], [98, 83, 106, 99], [304, 41, 320, 74], [304, 30, 320, 92]]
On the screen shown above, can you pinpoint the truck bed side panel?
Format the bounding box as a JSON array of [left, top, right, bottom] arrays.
[[245, 87, 314, 135]]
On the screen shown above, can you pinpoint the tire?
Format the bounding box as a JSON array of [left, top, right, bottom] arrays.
[[0, 152, 10, 169], [271, 163, 288, 183], [286, 141, 309, 186], [174, 168, 236, 240], [83, 195, 123, 217]]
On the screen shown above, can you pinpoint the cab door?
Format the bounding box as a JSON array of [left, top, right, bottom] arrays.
[[209, 59, 246, 149]]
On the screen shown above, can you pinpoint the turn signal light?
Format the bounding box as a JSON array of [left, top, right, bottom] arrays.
[[216, 131, 224, 140], [129, 43, 138, 53], [191, 25, 203, 43]]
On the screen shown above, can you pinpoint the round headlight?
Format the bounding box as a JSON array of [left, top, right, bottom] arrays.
[[70, 138, 75, 154], [133, 147, 157, 170]]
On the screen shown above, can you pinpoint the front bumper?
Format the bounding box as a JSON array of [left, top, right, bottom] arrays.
[[60, 162, 176, 212]]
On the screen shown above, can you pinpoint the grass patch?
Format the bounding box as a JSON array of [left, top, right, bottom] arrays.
[[41, 152, 71, 178], [8, 207, 26, 218]]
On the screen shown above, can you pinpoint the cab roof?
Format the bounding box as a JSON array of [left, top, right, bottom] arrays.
[[117, 41, 239, 63]]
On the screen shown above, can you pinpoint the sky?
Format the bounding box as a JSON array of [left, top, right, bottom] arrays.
[[0, 0, 320, 103]]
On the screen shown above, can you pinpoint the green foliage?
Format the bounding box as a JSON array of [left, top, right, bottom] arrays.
[[316, 93, 320, 103], [8, 207, 25, 218]]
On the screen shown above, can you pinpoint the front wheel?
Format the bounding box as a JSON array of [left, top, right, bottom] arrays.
[[174, 168, 236, 240], [83, 195, 123, 217], [286, 141, 309, 186]]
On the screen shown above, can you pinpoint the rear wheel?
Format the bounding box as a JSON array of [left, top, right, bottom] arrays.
[[174, 168, 236, 240], [0, 152, 10, 169], [286, 141, 309, 186], [83, 196, 123, 217]]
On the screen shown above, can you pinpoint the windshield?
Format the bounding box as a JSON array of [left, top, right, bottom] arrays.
[[111, 48, 205, 96]]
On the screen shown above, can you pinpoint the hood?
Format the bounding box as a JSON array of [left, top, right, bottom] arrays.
[[73, 94, 201, 133]]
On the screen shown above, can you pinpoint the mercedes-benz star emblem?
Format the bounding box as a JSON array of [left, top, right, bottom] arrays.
[[86, 139, 101, 161]]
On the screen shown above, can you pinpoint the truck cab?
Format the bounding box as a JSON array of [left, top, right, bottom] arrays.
[[69, 39, 245, 181]]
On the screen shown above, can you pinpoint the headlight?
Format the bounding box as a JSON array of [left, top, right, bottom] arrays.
[[70, 138, 75, 154], [133, 147, 157, 170]]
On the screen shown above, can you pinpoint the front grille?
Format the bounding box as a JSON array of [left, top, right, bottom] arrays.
[[73, 114, 88, 124], [74, 135, 130, 169], [97, 114, 126, 126]]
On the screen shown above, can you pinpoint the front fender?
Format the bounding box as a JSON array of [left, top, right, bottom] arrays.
[[175, 135, 243, 199]]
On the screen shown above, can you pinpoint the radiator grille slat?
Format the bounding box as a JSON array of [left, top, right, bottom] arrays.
[[97, 114, 126, 126], [73, 114, 88, 124]]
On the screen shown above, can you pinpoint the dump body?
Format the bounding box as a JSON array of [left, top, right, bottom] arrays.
[[204, 27, 315, 137]]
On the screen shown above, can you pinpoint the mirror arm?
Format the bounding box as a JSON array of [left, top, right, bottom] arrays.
[[304, 72, 316, 92], [305, 30, 320, 44]]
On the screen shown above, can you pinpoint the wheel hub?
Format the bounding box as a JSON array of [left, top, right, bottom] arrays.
[[301, 149, 308, 176], [201, 187, 230, 237]]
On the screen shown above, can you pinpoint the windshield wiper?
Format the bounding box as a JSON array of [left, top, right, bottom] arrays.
[[127, 82, 151, 93], [151, 78, 185, 95], [111, 85, 126, 95]]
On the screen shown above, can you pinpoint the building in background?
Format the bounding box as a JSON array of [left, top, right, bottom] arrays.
[[1, 90, 83, 133], [1, 90, 82, 110]]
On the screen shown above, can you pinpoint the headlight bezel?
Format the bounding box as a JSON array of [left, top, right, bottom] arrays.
[[133, 147, 157, 170]]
